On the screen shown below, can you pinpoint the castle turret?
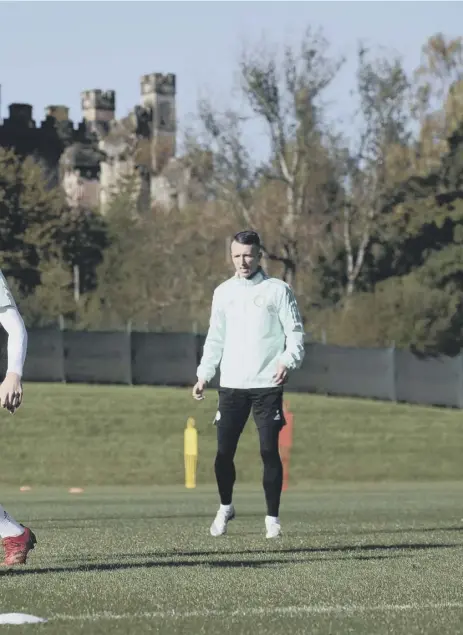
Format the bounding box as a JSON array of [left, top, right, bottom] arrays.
[[45, 105, 70, 122], [7, 104, 34, 127], [80, 90, 115, 123], [140, 73, 176, 173]]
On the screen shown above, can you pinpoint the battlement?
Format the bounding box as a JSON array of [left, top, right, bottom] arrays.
[[2, 104, 72, 130], [46, 105, 70, 122], [81, 90, 116, 111], [8, 103, 34, 124], [81, 90, 116, 123], [0, 70, 180, 207], [141, 73, 176, 96]]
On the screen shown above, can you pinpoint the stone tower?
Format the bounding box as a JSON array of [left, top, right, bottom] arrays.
[[7, 104, 34, 126], [45, 105, 70, 122], [80, 89, 116, 123], [140, 73, 176, 173]]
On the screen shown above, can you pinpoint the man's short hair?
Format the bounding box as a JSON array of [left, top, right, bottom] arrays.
[[233, 230, 261, 247]]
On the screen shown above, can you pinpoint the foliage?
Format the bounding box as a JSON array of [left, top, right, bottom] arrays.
[[3, 30, 463, 354], [0, 147, 110, 326], [314, 274, 463, 355], [0, 148, 65, 293], [186, 28, 344, 287], [77, 175, 235, 331]]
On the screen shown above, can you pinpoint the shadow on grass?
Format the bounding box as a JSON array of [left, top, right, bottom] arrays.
[[5, 552, 405, 576], [95, 541, 462, 560], [298, 526, 463, 538], [5, 540, 458, 576], [30, 514, 215, 526], [356, 526, 463, 535]]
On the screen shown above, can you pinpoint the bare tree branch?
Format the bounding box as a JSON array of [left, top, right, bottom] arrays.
[[185, 27, 344, 286], [337, 45, 413, 297]]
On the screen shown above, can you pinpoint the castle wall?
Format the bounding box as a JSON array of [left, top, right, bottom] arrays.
[[0, 73, 206, 213], [63, 169, 100, 209], [99, 156, 135, 212]]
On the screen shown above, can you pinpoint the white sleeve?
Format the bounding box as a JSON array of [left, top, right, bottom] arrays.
[[278, 285, 305, 371], [0, 270, 16, 309], [0, 306, 28, 377], [197, 290, 225, 383]]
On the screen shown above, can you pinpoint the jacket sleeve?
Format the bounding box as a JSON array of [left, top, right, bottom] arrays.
[[0, 306, 28, 377], [0, 270, 16, 309], [278, 285, 305, 371], [0, 270, 27, 377], [197, 290, 226, 383]]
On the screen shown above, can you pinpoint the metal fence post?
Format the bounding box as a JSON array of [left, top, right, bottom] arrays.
[[390, 343, 397, 403]]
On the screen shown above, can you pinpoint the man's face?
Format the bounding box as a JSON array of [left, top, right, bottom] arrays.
[[231, 241, 261, 278]]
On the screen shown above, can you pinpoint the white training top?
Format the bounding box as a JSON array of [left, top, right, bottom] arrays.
[[197, 268, 305, 389], [0, 270, 28, 377]]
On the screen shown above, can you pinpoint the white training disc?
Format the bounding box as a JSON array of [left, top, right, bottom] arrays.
[[0, 613, 47, 624]]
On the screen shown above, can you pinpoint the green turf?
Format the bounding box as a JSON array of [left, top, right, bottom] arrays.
[[2, 383, 463, 487], [1, 385, 463, 633], [1, 484, 463, 634]]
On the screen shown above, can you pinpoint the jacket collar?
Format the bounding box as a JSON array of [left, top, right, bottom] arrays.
[[234, 267, 267, 286]]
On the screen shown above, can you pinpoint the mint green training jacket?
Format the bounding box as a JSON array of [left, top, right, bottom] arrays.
[[197, 269, 305, 389]]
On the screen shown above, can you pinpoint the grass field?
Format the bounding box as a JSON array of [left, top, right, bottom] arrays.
[[3, 383, 463, 486], [1, 383, 463, 633], [2, 484, 463, 634]]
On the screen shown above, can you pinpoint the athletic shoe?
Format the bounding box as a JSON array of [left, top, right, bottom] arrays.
[[210, 505, 235, 536], [265, 516, 281, 539], [2, 526, 37, 566]]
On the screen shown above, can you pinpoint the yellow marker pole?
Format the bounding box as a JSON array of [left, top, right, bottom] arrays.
[[184, 417, 198, 489]]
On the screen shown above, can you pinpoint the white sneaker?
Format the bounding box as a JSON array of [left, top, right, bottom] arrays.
[[210, 505, 235, 537], [265, 516, 281, 539]]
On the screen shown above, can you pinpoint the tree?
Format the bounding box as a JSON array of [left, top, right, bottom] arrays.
[[332, 45, 413, 299], [377, 120, 463, 293], [0, 147, 66, 294], [0, 147, 111, 327], [82, 175, 235, 331], [11, 261, 75, 328], [314, 113, 463, 354], [414, 34, 463, 127], [337, 37, 463, 300], [315, 274, 463, 355], [409, 33, 463, 176], [58, 207, 109, 297], [186, 28, 344, 288]]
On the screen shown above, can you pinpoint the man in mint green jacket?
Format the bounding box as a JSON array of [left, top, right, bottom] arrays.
[[193, 230, 305, 539]]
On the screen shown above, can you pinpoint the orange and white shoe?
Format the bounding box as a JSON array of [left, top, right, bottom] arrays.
[[2, 526, 37, 566]]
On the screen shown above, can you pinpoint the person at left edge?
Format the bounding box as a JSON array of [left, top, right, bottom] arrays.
[[0, 270, 37, 566]]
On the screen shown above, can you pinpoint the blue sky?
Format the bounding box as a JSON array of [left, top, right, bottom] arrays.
[[1, 1, 463, 157]]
